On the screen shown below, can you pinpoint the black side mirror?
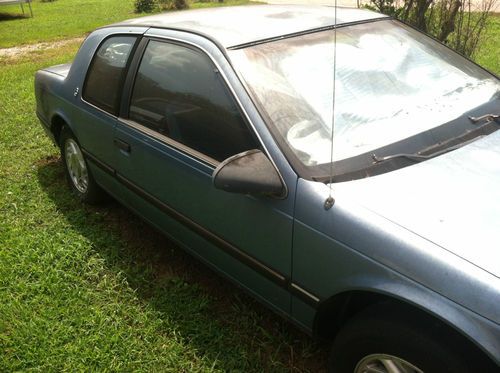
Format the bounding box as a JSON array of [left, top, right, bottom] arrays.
[[212, 149, 285, 197]]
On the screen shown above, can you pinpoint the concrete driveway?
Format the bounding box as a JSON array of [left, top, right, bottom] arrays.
[[266, 0, 499, 13]]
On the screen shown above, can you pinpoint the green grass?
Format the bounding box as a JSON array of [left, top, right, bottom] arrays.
[[0, 42, 326, 372], [475, 14, 500, 75], [0, 1, 497, 370], [0, 1, 324, 371], [0, 0, 258, 48], [0, 0, 139, 48]]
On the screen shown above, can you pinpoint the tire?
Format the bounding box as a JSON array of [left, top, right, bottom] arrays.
[[60, 127, 105, 204], [329, 303, 477, 373]]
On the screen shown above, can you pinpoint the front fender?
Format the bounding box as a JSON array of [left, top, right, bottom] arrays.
[[291, 178, 500, 365]]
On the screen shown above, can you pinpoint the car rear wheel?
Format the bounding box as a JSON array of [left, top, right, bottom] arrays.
[[352, 353, 423, 373], [60, 127, 105, 204], [329, 303, 474, 373]]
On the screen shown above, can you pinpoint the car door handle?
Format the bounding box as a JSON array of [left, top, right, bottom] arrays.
[[114, 138, 131, 153]]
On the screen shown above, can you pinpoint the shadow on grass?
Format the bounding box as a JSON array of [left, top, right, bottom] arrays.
[[0, 12, 29, 21], [36, 155, 328, 372]]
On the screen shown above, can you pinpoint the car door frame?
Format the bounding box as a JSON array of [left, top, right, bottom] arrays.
[[110, 28, 318, 317], [68, 28, 146, 170], [119, 31, 293, 186]]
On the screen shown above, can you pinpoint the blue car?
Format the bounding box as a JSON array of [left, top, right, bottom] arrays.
[[35, 5, 500, 372]]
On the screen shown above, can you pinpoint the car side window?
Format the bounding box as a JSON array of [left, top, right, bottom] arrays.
[[83, 36, 137, 115], [129, 40, 258, 162]]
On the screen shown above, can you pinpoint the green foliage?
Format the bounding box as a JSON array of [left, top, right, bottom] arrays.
[[370, 0, 401, 16], [176, 0, 189, 9], [134, 0, 157, 13], [475, 14, 500, 74], [158, 0, 189, 11], [367, 0, 497, 58], [134, 0, 189, 13]]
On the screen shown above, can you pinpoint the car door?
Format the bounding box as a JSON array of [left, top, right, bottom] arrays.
[[111, 37, 294, 314], [76, 34, 139, 167]]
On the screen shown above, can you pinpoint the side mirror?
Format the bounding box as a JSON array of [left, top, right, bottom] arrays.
[[212, 149, 285, 197]]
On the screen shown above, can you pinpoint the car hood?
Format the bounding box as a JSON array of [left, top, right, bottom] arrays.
[[335, 129, 500, 278]]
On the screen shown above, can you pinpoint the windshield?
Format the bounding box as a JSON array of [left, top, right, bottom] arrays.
[[230, 20, 499, 177]]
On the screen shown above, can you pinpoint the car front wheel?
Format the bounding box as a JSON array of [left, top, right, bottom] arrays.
[[329, 303, 476, 373], [60, 127, 105, 204]]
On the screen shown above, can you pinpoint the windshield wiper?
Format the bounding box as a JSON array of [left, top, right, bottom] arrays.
[[372, 136, 485, 164], [468, 113, 499, 124], [371, 152, 427, 163]]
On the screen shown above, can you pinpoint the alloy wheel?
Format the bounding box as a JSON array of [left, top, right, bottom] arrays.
[[65, 138, 89, 194], [355, 354, 424, 373]]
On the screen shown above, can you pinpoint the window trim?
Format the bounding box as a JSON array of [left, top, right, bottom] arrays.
[[117, 34, 289, 198], [118, 117, 220, 167], [124, 37, 261, 149], [125, 37, 261, 163], [82, 34, 141, 117]]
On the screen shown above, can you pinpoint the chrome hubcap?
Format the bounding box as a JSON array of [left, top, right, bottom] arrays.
[[65, 138, 88, 193], [355, 354, 423, 373]]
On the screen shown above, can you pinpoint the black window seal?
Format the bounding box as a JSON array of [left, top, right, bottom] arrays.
[[227, 17, 389, 50], [119, 36, 149, 117]]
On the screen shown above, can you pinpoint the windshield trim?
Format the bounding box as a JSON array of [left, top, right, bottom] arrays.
[[229, 18, 500, 182], [227, 16, 389, 50]]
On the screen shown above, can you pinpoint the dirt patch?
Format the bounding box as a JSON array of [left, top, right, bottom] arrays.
[[34, 154, 60, 167], [0, 37, 84, 61]]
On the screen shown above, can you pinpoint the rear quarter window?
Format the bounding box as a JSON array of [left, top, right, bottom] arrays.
[[83, 36, 137, 115]]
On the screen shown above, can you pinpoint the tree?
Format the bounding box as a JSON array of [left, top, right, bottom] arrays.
[[369, 0, 498, 58]]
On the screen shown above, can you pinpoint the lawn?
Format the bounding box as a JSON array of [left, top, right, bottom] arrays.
[[0, 40, 326, 372], [475, 13, 500, 75], [0, 0, 138, 48], [0, 2, 326, 371], [0, 0, 259, 48], [0, 0, 498, 371]]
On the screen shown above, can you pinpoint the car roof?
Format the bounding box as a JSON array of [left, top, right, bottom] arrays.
[[114, 5, 386, 48]]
